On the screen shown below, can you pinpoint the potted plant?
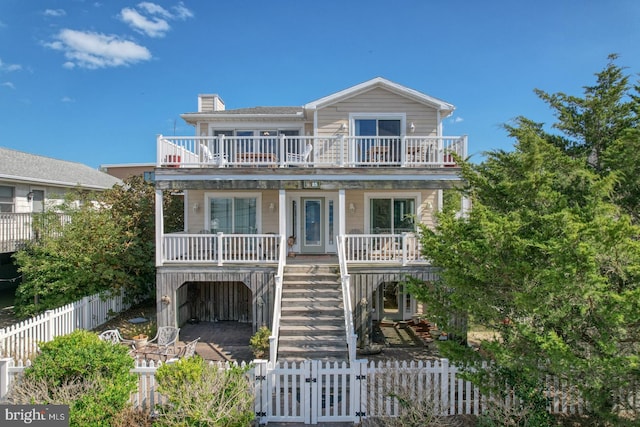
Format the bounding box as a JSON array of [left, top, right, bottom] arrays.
[[287, 235, 296, 257], [133, 334, 148, 348]]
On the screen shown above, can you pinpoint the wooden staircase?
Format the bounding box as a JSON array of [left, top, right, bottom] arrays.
[[276, 264, 348, 361]]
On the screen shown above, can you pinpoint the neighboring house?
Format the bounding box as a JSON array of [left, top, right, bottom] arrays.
[[99, 163, 156, 181], [0, 147, 121, 253], [154, 77, 468, 361]]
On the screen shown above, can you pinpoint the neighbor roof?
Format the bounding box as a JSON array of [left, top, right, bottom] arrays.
[[304, 77, 455, 117], [0, 147, 121, 190]]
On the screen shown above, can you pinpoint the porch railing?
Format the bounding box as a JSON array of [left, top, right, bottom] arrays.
[[160, 233, 426, 266], [268, 235, 287, 364], [157, 135, 466, 168], [337, 236, 357, 363], [0, 212, 70, 253], [342, 233, 427, 265], [161, 233, 281, 266]]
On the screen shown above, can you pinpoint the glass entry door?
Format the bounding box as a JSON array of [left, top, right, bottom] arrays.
[[301, 197, 324, 253]]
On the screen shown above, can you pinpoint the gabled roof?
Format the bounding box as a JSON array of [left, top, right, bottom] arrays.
[[304, 77, 455, 118], [0, 147, 121, 190]]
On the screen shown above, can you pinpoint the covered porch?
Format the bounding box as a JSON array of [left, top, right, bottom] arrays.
[[158, 232, 428, 266]]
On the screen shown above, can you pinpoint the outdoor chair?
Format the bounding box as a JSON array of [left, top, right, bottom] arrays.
[[146, 326, 180, 357], [200, 143, 227, 167], [98, 329, 135, 354], [166, 337, 200, 362], [286, 142, 313, 165]]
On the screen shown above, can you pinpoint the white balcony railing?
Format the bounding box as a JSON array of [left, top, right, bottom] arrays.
[[1, 213, 71, 253], [160, 232, 426, 266], [161, 233, 281, 266], [157, 135, 466, 168]]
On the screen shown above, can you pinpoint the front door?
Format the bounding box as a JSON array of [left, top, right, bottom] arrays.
[[301, 197, 324, 254]]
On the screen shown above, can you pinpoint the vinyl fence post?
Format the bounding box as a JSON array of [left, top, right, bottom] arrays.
[[45, 309, 55, 343], [0, 358, 11, 399], [83, 295, 91, 329], [440, 358, 450, 415]]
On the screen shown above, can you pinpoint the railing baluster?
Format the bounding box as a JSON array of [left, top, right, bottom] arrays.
[[156, 134, 466, 168]]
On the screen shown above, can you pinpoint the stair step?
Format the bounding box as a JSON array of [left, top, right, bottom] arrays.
[[281, 303, 343, 309], [279, 335, 347, 346], [278, 264, 348, 361], [279, 314, 344, 321], [278, 344, 348, 353], [279, 324, 344, 334], [281, 295, 341, 302]]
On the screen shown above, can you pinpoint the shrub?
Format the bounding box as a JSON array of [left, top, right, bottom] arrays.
[[9, 330, 137, 427], [249, 325, 270, 359], [155, 356, 254, 426]]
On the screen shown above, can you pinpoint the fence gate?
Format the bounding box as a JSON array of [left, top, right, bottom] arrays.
[[254, 359, 366, 425]]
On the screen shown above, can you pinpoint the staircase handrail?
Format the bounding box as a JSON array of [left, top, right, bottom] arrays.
[[268, 234, 287, 365], [337, 235, 357, 363]]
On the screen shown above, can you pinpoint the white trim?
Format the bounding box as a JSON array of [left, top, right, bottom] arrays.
[[287, 190, 338, 253], [349, 113, 407, 137], [304, 77, 455, 117]]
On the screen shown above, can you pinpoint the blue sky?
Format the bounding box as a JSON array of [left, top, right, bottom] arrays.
[[1, 0, 639, 169]]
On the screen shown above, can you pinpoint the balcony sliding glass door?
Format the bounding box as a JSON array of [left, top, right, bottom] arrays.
[[354, 118, 401, 163], [209, 197, 257, 234]]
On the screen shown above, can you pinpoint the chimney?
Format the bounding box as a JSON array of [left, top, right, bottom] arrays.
[[198, 94, 225, 112]]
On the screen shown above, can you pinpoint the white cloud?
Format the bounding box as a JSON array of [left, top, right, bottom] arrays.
[[61, 96, 75, 102], [120, 7, 170, 38], [1, 82, 15, 89], [43, 9, 66, 17], [138, 2, 172, 19], [172, 2, 194, 20], [120, 2, 193, 37], [45, 29, 152, 69], [450, 116, 464, 124], [0, 59, 22, 73]]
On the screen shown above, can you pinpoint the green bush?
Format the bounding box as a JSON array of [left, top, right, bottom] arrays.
[[249, 325, 270, 359], [155, 356, 254, 427], [12, 330, 137, 427]]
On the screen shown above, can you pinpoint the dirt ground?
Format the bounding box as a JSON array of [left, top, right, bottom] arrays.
[[97, 302, 494, 364]]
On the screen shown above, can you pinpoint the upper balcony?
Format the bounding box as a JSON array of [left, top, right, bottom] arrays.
[[157, 135, 466, 169]]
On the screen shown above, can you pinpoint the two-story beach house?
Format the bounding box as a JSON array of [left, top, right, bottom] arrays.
[[154, 78, 467, 362]]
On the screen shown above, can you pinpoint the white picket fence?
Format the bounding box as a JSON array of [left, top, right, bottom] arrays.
[[0, 289, 133, 360], [0, 357, 589, 425]]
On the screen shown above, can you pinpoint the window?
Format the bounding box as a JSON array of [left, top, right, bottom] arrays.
[[0, 186, 14, 213], [212, 129, 300, 157], [209, 197, 257, 234], [355, 119, 401, 137], [354, 117, 402, 162], [370, 198, 415, 234]]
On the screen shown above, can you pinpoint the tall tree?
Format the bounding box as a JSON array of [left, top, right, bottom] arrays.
[[533, 54, 638, 170], [411, 132, 640, 424], [13, 176, 183, 317]]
